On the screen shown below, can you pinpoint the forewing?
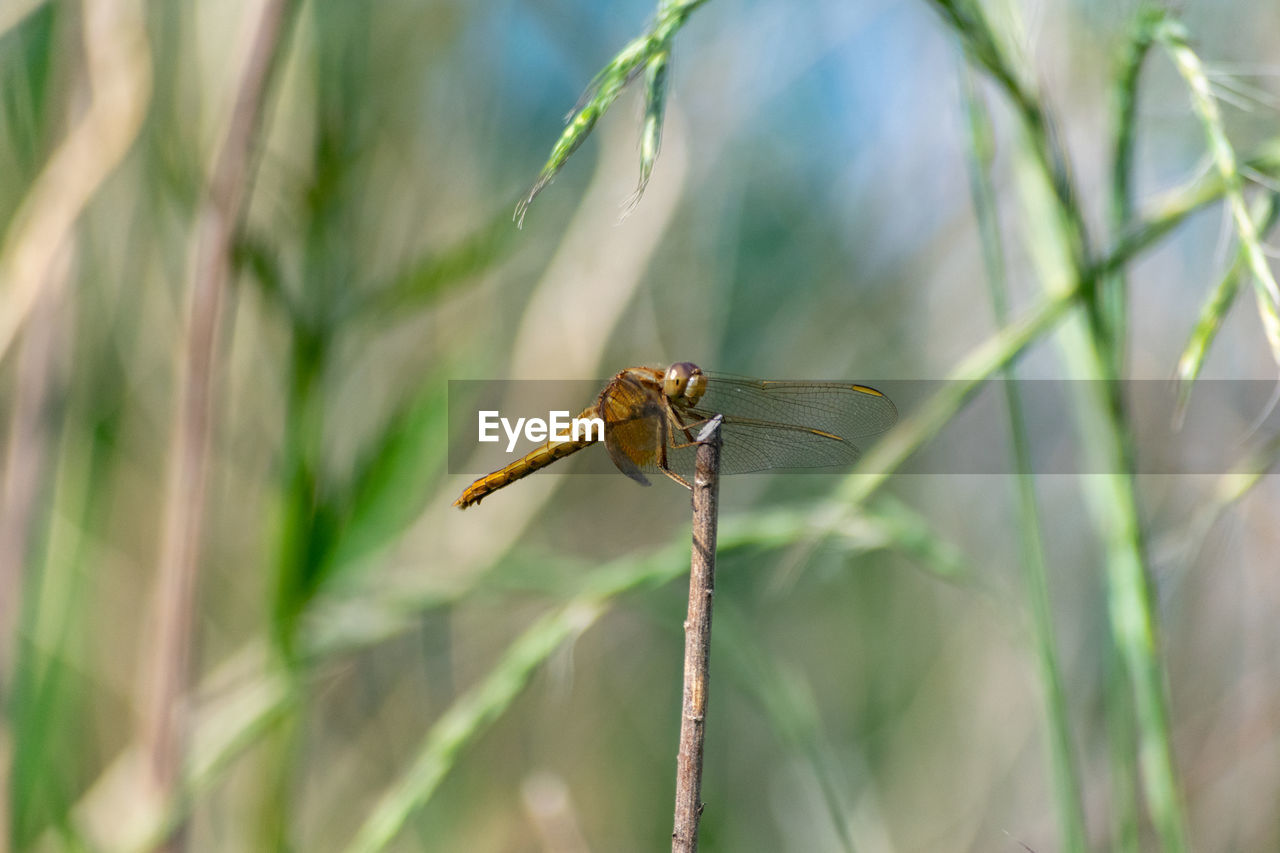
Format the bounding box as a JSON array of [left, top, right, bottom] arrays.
[[664, 374, 897, 476]]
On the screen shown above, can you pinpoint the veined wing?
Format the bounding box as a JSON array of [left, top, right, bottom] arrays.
[[663, 374, 897, 476]]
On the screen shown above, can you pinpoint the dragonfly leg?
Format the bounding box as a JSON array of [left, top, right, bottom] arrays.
[[667, 405, 711, 447], [657, 413, 694, 490], [660, 467, 692, 490]]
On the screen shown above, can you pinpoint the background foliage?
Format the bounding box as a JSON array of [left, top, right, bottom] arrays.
[[2, 0, 1280, 851]]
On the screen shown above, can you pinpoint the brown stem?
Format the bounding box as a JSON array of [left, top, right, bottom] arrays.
[[141, 1, 294, 847], [671, 416, 722, 853]]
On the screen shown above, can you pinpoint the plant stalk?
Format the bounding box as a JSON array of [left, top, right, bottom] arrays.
[[672, 416, 723, 853]]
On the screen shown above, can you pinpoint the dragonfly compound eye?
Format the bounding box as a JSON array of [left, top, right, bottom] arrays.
[[664, 362, 705, 405], [664, 363, 691, 399]]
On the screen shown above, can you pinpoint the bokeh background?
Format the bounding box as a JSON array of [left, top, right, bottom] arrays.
[[2, 0, 1279, 850]]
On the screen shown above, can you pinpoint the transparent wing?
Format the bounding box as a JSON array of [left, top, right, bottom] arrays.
[[661, 374, 898, 476]]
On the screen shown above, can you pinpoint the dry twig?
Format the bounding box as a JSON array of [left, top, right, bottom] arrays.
[[672, 415, 722, 853]]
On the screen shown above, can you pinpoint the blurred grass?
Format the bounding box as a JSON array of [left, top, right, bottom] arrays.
[[1158, 18, 1280, 383], [1176, 191, 1280, 412], [960, 64, 1086, 853], [344, 503, 965, 853], [514, 0, 707, 225], [3, 1, 1280, 852]]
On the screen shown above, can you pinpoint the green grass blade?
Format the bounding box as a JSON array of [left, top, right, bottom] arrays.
[[1176, 192, 1280, 413], [342, 598, 607, 853], [959, 66, 1088, 853], [1104, 6, 1164, 374], [714, 606, 860, 853], [1158, 19, 1280, 370], [935, 5, 1191, 847], [836, 285, 1077, 509], [1097, 136, 1280, 280], [328, 381, 450, 573], [1097, 463, 1186, 852], [624, 45, 670, 215], [857, 497, 969, 580], [515, 0, 709, 225], [352, 209, 518, 320]]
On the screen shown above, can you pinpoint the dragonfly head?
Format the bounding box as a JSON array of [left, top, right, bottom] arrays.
[[663, 362, 707, 407]]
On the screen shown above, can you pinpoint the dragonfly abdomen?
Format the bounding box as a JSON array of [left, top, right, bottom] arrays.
[[454, 407, 601, 508]]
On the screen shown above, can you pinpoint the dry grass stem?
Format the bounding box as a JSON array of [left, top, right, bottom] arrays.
[[671, 416, 723, 853], [141, 0, 295, 844]]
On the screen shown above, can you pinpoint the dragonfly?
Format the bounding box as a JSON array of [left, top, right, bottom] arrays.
[[454, 362, 897, 509]]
